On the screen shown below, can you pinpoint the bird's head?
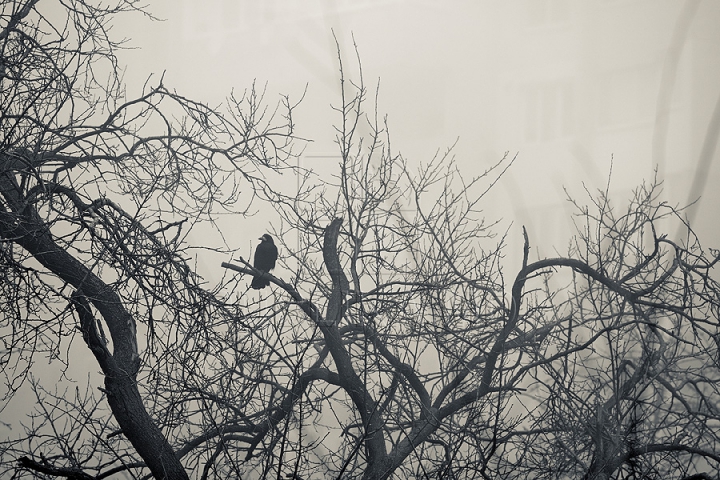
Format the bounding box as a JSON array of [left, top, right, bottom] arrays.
[[259, 234, 274, 244]]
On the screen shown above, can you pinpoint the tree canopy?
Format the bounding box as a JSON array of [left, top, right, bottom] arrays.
[[1, 3, 719, 480]]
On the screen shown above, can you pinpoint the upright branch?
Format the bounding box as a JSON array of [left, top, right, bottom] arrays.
[[324, 217, 350, 325]]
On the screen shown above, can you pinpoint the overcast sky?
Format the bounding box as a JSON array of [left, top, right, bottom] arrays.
[[2, 0, 720, 442], [118, 0, 720, 271]]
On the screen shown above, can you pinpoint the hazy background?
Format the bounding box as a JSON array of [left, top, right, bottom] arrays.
[[2, 0, 720, 455], [119, 0, 720, 272]]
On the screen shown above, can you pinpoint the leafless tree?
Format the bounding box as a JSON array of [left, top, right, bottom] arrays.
[[213, 46, 719, 479], [2, 3, 719, 480], [1, 2, 300, 480], [495, 180, 720, 480]]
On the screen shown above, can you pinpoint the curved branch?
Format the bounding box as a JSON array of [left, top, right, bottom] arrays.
[[347, 322, 432, 409], [244, 367, 341, 458], [17, 456, 94, 480], [323, 217, 349, 325]]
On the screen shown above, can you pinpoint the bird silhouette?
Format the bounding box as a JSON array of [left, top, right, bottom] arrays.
[[251, 234, 278, 289]]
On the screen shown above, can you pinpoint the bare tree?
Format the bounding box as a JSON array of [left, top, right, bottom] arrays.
[[497, 180, 720, 480], [1, 2, 300, 480], [215, 49, 720, 479], [2, 4, 719, 480]]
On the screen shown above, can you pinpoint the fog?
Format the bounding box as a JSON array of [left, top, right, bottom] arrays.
[[2, 1, 719, 470], [117, 0, 719, 278]]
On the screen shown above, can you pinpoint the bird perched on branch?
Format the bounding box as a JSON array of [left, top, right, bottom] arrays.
[[251, 234, 278, 289]]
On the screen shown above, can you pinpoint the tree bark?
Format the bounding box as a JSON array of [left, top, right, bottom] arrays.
[[0, 174, 188, 480]]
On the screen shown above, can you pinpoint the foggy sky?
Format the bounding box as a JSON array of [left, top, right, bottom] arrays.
[[117, 0, 720, 271]]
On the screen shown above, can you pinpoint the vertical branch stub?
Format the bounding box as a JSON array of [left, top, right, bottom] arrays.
[[323, 218, 349, 325]]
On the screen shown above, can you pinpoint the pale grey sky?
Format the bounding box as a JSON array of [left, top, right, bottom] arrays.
[[118, 0, 720, 266], [2, 0, 720, 450]]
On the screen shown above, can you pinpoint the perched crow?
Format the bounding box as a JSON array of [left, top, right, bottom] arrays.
[[251, 234, 278, 289]]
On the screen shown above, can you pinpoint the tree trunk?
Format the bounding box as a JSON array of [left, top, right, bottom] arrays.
[[0, 174, 189, 480]]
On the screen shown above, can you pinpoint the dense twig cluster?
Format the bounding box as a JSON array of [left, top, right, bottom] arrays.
[[1, 2, 300, 479]]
